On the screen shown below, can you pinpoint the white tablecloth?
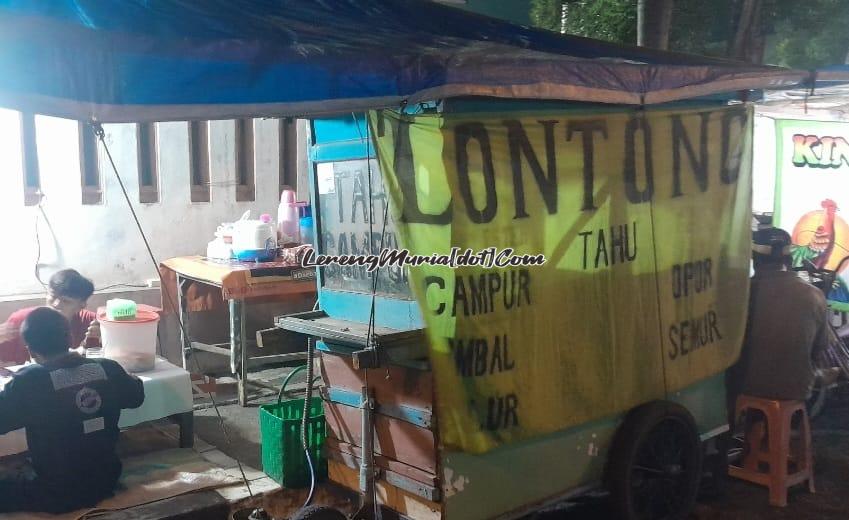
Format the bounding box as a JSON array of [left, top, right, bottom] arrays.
[[0, 357, 192, 458]]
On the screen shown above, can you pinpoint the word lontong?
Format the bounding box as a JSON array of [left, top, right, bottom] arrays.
[[385, 109, 748, 225]]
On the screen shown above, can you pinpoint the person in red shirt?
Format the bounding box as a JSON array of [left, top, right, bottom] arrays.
[[0, 269, 99, 364]]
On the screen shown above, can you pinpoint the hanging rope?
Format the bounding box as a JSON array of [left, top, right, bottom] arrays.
[[90, 122, 255, 497]]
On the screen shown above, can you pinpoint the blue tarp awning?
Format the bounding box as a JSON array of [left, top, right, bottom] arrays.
[[819, 65, 849, 84], [0, 0, 822, 122]]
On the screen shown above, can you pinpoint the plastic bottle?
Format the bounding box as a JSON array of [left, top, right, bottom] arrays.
[[277, 189, 300, 245], [259, 214, 276, 249], [298, 205, 313, 246]]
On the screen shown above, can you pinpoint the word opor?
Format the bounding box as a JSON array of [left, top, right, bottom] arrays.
[[672, 258, 713, 299]]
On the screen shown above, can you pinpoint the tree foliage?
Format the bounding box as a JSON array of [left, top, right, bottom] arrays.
[[765, 0, 849, 68], [563, 0, 636, 44], [529, 0, 636, 43], [529, 0, 849, 67], [529, 0, 565, 33]]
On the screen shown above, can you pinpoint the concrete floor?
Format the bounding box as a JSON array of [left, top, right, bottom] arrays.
[[193, 366, 348, 519], [69, 422, 270, 520], [195, 402, 265, 470], [193, 366, 311, 473]]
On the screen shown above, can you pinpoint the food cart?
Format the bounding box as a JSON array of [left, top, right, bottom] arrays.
[[272, 96, 754, 519], [0, 2, 828, 519]]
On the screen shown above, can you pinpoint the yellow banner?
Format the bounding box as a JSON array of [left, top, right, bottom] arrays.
[[370, 105, 752, 453]]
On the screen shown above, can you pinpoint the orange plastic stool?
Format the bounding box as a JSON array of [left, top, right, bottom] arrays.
[[728, 395, 814, 507]]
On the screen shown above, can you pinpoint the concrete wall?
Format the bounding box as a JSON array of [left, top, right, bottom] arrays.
[[0, 112, 312, 299], [0, 288, 162, 323], [0, 110, 314, 366], [0, 110, 297, 297]]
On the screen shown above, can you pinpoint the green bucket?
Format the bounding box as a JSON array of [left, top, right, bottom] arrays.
[[259, 366, 327, 488]]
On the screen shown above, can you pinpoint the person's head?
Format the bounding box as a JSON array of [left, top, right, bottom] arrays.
[[21, 307, 71, 362], [752, 227, 793, 272], [46, 269, 94, 320]]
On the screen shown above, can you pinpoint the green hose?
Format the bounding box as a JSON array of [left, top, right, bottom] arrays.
[[277, 364, 308, 403]]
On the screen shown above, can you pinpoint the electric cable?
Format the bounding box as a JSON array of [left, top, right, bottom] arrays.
[[33, 206, 47, 288], [96, 283, 149, 290], [352, 113, 390, 347], [299, 337, 317, 508], [33, 202, 145, 292], [92, 123, 254, 497]]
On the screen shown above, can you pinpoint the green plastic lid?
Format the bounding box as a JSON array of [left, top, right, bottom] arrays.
[[106, 299, 137, 321]]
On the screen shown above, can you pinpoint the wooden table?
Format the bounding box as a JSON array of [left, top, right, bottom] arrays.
[[161, 256, 316, 406]]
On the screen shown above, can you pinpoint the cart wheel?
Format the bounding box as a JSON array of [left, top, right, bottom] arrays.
[[606, 401, 702, 520], [290, 505, 347, 520], [807, 381, 829, 419]]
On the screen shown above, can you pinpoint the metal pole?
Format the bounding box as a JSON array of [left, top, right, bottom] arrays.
[[230, 299, 248, 406], [240, 300, 247, 406], [359, 386, 376, 511], [176, 275, 191, 370]]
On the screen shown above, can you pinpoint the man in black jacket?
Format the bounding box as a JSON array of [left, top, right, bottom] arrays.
[[0, 306, 145, 513]]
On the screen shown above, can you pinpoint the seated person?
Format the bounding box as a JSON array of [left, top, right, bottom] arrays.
[[728, 226, 838, 414], [0, 269, 100, 364], [0, 307, 144, 514]]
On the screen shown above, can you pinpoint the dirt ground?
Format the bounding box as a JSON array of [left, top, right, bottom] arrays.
[[692, 395, 849, 520]]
